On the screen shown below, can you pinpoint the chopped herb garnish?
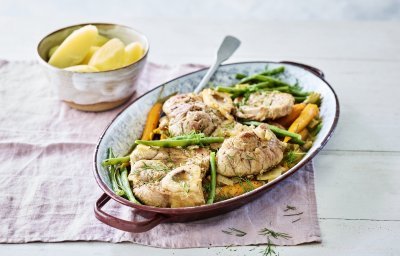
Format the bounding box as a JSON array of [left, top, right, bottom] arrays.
[[259, 228, 292, 240], [260, 238, 279, 256], [283, 205, 297, 212], [283, 212, 303, 217], [292, 218, 301, 223], [221, 227, 247, 237]]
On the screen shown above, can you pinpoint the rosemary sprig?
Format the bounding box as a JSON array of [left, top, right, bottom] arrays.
[[283, 205, 297, 212], [259, 228, 292, 240], [221, 227, 247, 237], [283, 212, 303, 217], [292, 218, 301, 223], [260, 238, 279, 256], [258, 228, 292, 256]]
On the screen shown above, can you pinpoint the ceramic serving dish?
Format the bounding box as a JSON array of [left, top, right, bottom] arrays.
[[93, 61, 339, 232], [37, 23, 149, 112]]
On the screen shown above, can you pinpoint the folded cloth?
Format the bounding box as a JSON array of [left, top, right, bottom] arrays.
[[0, 60, 321, 247]]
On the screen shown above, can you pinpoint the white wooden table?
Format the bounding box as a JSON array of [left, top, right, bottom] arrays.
[[1, 14, 399, 256]]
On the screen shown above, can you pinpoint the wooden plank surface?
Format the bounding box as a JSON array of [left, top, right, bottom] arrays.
[[0, 14, 399, 256]]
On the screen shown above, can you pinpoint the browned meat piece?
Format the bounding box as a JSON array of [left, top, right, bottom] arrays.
[[128, 160, 169, 187], [160, 164, 205, 208], [130, 144, 210, 175], [216, 124, 286, 177], [163, 93, 203, 117], [128, 160, 170, 207], [162, 93, 225, 136], [133, 184, 169, 207], [128, 155, 207, 207], [234, 92, 294, 121], [168, 110, 216, 136]]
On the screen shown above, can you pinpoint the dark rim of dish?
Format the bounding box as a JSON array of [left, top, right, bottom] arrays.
[[36, 22, 150, 74], [92, 61, 340, 214]]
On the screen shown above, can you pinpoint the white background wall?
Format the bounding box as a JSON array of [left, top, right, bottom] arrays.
[[1, 0, 399, 21], [0, 0, 398, 61]]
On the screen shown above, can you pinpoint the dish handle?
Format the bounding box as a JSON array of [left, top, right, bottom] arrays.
[[280, 61, 325, 79], [94, 193, 166, 233]]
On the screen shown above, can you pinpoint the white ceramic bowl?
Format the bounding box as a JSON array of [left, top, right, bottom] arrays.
[[37, 23, 149, 112]]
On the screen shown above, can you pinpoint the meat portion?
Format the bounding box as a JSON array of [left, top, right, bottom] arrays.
[[216, 124, 286, 177], [168, 110, 216, 136], [129, 147, 209, 207], [212, 120, 252, 138], [161, 164, 205, 208], [162, 93, 224, 136], [234, 92, 294, 121], [163, 93, 203, 118], [128, 160, 170, 207], [133, 184, 169, 207], [201, 88, 234, 120], [128, 160, 169, 187], [130, 144, 210, 175]]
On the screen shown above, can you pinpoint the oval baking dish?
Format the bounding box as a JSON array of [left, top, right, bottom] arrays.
[[93, 61, 339, 232]]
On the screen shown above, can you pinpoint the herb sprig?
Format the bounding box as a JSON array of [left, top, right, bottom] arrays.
[[221, 227, 247, 237]]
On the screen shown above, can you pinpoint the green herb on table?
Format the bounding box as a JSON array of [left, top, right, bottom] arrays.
[[260, 238, 279, 256], [283, 211, 303, 217], [292, 218, 301, 223], [259, 228, 292, 240], [221, 227, 247, 237], [258, 228, 292, 256], [283, 205, 297, 212]]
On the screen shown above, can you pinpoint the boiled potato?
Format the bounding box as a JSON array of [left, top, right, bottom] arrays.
[[49, 25, 98, 68], [81, 46, 100, 64], [48, 45, 59, 59], [124, 42, 144, 66], [64, 65, 99, 72], [94, 34, 109, 47], [89, 38, 125, 71]]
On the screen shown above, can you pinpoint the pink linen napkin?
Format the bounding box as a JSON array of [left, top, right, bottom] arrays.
[[0, 60, 321, 247]]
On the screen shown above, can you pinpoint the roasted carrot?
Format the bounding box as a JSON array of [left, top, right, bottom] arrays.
[[284, 104, 319, 142], [215, 181, 264, 200], [141, 102, 163, 141], [275, 103, 306, 128], [140, 92, 177, 141]]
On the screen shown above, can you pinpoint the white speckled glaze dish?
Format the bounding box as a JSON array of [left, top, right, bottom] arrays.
[[37, 23, 149, 111], [93, 61, 339, 233]]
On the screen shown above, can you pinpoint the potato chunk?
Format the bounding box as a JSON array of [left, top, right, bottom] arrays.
[[49, 25, 98, 68], [88, 38, 125, 71]]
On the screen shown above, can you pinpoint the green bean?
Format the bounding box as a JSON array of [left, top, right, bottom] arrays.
[[216, 86, 247, 95], [169, 133, 206, 140], [102, 156, 130, 166], [235, 73, 247, 79], [294, 96, 307, 103], [238, 66, 285, 84], [107, 148, 125, 196], [119, 166, 142, 204], [207, 152, 217, 204], [135, 137, 224, 148], [260, 66, 285, 76], [242, 121, 305, 145]]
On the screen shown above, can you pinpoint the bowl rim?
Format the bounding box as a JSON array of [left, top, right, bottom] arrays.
[[36, 22, 150, 74], [92, 60, 340, 214]]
